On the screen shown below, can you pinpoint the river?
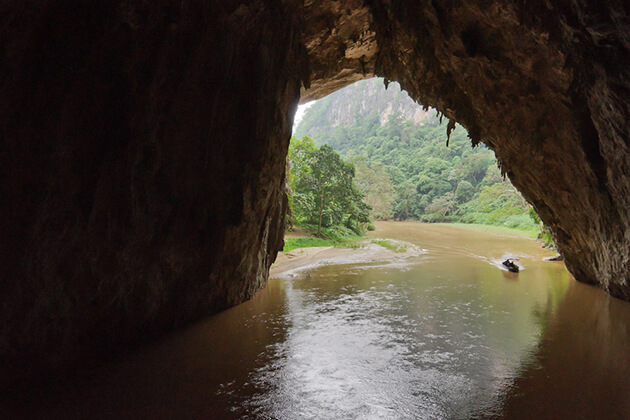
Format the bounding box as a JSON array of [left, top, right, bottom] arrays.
[[4, 222, 630, 419]]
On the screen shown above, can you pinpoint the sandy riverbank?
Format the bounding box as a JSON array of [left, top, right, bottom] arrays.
[[270, 239, 426, 279]]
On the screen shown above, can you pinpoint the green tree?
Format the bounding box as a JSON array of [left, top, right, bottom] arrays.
[[287, 136, 318, 227], [393, 180, 417, 220], [455, 180, 474, 203], [426, 192, 456, 216], [459, 153, 494, 185], [463, 180, 529, 220], [289, 137, 371, 236], [351, 156, 395, 220]]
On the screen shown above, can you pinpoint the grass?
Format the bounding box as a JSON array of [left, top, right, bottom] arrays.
[[371, 239, 408, 253], [436, 223, 539, 239], [282, 224, 367, 252], [283, 237, 335, 252], [283, 235, 363, 252]]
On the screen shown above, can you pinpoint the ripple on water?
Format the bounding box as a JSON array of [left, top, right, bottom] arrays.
[[221, 275, 522, 419]]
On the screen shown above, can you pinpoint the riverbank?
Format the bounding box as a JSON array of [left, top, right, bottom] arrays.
[[435, 222, 539, 239], [273, 222, 542, 278], [270, 238, 425, 279], [283, 226, 366, 252]]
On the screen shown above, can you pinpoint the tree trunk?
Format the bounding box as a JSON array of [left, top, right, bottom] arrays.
[[318, 188, 324, 236]]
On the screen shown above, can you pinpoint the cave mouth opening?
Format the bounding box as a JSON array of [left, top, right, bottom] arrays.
[[289, 77, 537, 237], [297, 0, 630, 304]]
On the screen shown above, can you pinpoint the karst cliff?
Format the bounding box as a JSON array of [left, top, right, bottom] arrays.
[[0, 0, 628, 389]]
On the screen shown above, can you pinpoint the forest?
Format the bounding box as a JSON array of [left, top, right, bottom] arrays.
[[291, 78, 542, 238]]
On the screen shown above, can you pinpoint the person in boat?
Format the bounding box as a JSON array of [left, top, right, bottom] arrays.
[[502, 258, 519, 272]]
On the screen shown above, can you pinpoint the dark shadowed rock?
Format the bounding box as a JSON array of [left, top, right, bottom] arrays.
[[0, 0, 304, 389], [0, 0, 628, 389]]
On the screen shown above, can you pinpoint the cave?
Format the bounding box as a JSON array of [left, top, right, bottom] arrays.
[[1, 0, 628, 390]]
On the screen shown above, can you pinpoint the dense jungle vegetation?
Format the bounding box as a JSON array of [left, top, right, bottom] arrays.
[[290, 78, 545, 239]]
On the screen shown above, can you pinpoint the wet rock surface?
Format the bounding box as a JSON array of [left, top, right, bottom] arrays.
[[0, 0, 628, 389]]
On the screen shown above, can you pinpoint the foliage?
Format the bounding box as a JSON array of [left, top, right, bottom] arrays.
[[318, 224, 361, 241], [283, 237, 335, 251], [426, 192, 456, 216], [288, 137, 371, 236], [455, 180, 474, 203], [294, 78, 546, 235], [528, 207, 556, 249], [350, 156, 395, 220], [283, 237, 363, 252], [283, 224, 365, 251]]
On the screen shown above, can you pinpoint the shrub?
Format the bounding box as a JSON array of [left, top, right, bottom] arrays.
[[420, 213, 445, 223], [321, 225, 356, 240]]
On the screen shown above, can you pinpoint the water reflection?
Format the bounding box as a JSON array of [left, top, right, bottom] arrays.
[[232, 237, 572, 419], [2, 222, 629, 419], [500, 279, 630, 419]]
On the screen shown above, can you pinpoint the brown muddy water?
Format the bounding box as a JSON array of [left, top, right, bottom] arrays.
[[4, 222, 630, 419]]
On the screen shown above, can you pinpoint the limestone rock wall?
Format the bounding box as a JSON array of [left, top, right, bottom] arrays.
[[0, 0, 629, 391], [300, 0, 378, 102], [0, 0, 304, 388]]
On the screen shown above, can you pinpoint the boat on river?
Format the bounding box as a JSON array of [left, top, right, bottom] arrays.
[[502, 255, 520, 273]]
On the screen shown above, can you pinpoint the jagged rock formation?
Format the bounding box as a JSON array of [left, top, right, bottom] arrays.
[[0, 0, 628, 389], [300, 0, 378, 102], [303, 0, 630, 303], [294, 78, 434, 140]]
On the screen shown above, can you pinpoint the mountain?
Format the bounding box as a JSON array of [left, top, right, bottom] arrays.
[[294, 78, 434, 141]]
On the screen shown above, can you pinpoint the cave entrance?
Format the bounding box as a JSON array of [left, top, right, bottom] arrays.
[[289, 77, 540, 241], [250, 78, 629, 419], [296, 0, 630, 303], [2, 0, 629, 409]]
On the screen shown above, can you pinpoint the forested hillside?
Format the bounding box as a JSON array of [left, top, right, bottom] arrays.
[[294, 78, 538, 233], [294, 78, 433, 141]]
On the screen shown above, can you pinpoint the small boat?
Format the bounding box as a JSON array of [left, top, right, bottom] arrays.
[[501, 255, 520, 273]]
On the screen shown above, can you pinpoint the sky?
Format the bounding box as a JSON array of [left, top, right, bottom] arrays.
[[292, 102, 315, 133]]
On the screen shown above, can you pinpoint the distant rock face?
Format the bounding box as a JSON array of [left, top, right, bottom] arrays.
[[0, 0, 629, 389], [294, 78, 434, 140]]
